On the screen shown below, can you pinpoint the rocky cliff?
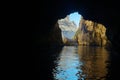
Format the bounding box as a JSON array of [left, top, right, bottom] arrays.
[[58, 15, 77, 32], [74, 18, 110, 46], [58, 16, 77, 45]]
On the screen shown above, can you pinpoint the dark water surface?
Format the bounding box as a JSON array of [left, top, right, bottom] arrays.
[[51, 46, 120, 80], [32, 46, 120, 80]]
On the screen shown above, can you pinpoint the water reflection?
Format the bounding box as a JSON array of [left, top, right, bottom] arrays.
[[53, 46, 110, 80], [78, 46, 109, 80]]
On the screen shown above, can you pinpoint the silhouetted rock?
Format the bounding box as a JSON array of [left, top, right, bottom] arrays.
[[49, 22, 63, 46]]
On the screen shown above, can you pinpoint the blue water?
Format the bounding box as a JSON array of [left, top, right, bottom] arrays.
[[53, 46, 112, 80]]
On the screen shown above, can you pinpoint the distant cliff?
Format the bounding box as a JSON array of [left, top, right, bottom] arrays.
[[58, 16, 78, 45], [74, 18, 110, 46], [58, 15, 77, 32]]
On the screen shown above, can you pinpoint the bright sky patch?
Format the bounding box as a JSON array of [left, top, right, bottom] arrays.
[[69, 12, 82, 27]]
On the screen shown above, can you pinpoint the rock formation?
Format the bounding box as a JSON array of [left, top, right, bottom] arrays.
[[49, 22, 63, 46], [74, 18, 110, 46], [58, 15, 77, 32], [58, 15, 78, 45]]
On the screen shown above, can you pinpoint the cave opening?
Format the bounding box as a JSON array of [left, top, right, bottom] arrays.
[[57, 12, 110, 46], [33, 1, 120, 79], [57, 12, 82, 46], [53, 12, 111, 80]]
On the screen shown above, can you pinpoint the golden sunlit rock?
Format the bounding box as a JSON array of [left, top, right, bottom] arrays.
[[74, 18, 110, 46]]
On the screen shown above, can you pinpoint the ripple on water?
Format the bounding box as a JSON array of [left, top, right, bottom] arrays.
[[53, 46, 110, 80]]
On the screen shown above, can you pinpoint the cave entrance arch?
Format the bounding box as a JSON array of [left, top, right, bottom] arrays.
[[57, 12, 82, 45], [56, 12, 109, 46]]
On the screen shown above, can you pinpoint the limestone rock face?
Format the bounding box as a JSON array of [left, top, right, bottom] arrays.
[[58, 15, 77, 32], [74, 18, 109, 46], [58, 15, 77, 40], [58, 15, 78, 45]]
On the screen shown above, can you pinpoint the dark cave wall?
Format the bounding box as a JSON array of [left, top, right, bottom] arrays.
[[33, 0, 120, 52], [49, 22, 63, 46]]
